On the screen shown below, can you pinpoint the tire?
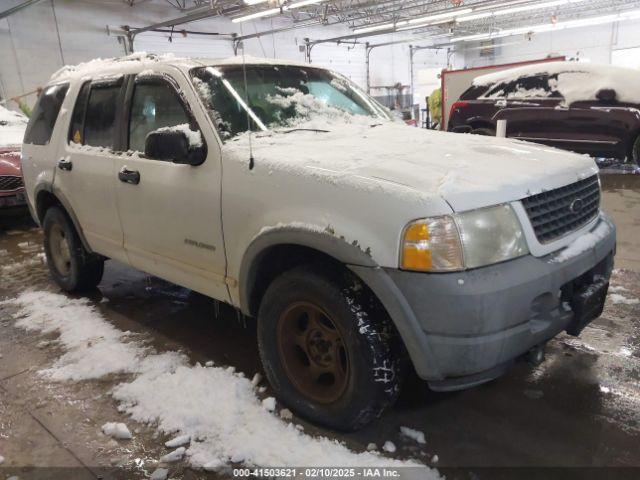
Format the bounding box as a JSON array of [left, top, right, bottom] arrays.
[[471, 127, 496, 136], [257, 265, 401, 431], [43, 206, 104, 292]]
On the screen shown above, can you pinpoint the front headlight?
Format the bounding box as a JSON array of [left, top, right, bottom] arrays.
[[401, 204, 529, 272]]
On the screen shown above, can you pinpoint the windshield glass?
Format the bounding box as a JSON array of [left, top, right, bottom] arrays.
[[190, 64, 392, 139]]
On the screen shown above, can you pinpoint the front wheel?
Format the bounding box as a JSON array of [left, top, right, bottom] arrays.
[[257, 266, 402, 431], [43, 206, 104, 292]]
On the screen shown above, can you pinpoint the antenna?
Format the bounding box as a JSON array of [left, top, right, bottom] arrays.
[[239, 24, 255, 170]]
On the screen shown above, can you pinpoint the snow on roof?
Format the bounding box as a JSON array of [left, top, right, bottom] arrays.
[[473, 61, 640, 104], [50, 53, 325, 84]]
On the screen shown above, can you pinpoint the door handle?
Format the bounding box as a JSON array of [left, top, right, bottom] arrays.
[[118, 167, 140, 185], [57, 158, 73, 171]]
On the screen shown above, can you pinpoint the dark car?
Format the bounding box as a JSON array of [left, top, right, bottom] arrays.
[[0, 105, 28, 216], [448, 61, 640, 163]]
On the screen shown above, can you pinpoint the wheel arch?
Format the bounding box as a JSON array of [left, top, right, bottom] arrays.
[[34, 183, 93, 253], [239, 228, 378, 318], [239, 227, 442, 380]]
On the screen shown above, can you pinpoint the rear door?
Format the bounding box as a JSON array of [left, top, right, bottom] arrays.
[[53, 77, 128, 263], [113, 70, 229, 301]]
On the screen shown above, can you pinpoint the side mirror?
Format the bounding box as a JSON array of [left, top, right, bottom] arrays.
[[145, 128, 206, 166], [596, 88, 617, 103]]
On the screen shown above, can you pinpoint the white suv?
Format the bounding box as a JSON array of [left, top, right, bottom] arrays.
[[21, 54, 616, 430]]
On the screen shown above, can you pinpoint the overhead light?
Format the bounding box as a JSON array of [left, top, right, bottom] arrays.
[[232, 7, 281, 22], [457, 0, 586, 23], [396, 19, 451, 32], [287, 0, 323, 8], [233, 0, 323, 22], [408, 7, 472, 25], [353, 22, 396, 34], [451, 8, 640, 42]]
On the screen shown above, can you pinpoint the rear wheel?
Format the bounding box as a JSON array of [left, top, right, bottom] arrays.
[[43, 207, 104, 292], [257, 265, 401, 431]]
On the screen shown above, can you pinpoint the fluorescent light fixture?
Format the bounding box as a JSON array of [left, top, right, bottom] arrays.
[[396, 19, 451, 32], [408, 8, 472, 25], [458, 0, 586, 23], [233, 0, 322, 22], [451, 8, 640, 43], [352, 22, 396, 34], [287, 0, 323, 8], [232, 7, 281, 22]]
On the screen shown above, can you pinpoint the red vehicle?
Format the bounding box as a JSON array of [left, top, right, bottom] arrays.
[[0, 105, 28, 216], [448, 62, 640, 163]]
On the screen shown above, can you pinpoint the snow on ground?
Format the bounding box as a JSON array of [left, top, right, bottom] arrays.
[[1, 291, 438, 476], [400, 427, 426, 445], [609, 293, 640, 305]]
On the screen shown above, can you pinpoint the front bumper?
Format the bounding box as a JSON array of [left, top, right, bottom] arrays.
[[352, 213, 616, 390]]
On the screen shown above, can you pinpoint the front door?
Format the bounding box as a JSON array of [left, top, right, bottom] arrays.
[[114, 71, 229, 302]]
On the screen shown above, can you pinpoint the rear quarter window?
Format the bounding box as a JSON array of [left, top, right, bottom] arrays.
[[23, 83, 69, 145]]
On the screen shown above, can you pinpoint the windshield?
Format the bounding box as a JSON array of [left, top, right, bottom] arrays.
[[190, 64, 392, 139]]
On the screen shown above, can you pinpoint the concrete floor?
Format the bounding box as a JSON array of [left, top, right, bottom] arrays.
[[0, 175, 639, 479]]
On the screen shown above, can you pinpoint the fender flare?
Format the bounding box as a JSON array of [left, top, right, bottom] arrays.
[[238, 226, 377, 315], [34, 181, 94, 253]]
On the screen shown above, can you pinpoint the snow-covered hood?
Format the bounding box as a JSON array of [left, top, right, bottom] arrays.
[[226, 120, 598, 212]]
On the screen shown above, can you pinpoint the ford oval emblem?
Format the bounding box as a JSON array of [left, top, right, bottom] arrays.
[[569, 198, 585, 214]]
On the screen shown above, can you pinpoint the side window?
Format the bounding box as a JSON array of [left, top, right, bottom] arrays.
[[128, 80, 194, 154], [84, 83, 122, 149], [23, 83, 69, 145], [68, 81, 91, 145]]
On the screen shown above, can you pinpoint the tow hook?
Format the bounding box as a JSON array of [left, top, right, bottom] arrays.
[[526, 343, 546, 366]]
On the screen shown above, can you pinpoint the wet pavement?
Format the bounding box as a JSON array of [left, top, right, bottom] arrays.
[[0, 175, 639, 479]]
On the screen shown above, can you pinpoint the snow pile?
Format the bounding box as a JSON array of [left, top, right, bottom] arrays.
[[400, 427, 426, 444], [154, 124, 203, 148], [102, 422, 133, 440], [3, 291, 437, 475], [551, 219, 612, 263], [50, 52, 178, 81], [474, 61, 640, 106], [266, 91, 364, 129], [0, 105, 27, 147], [165, 434, 190, 448], [609, 293, 640, 306], [5, 291, 145, 380]]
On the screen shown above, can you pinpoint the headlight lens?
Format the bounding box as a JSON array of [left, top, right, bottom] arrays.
[[456, 204, 529, 269], [401, 216, 464, 272], [401, 204, 529, 272]]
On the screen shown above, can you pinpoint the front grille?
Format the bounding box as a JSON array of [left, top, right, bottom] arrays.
[[0, 175, 23, 192], [521, 175, 600, 244]]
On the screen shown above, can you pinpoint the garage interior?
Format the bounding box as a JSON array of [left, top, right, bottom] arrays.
[[1, 1, 639, 479]]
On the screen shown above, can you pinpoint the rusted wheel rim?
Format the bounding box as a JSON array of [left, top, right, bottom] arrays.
[[49, 223, 71, 277], [277, 302, 349, 404]]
